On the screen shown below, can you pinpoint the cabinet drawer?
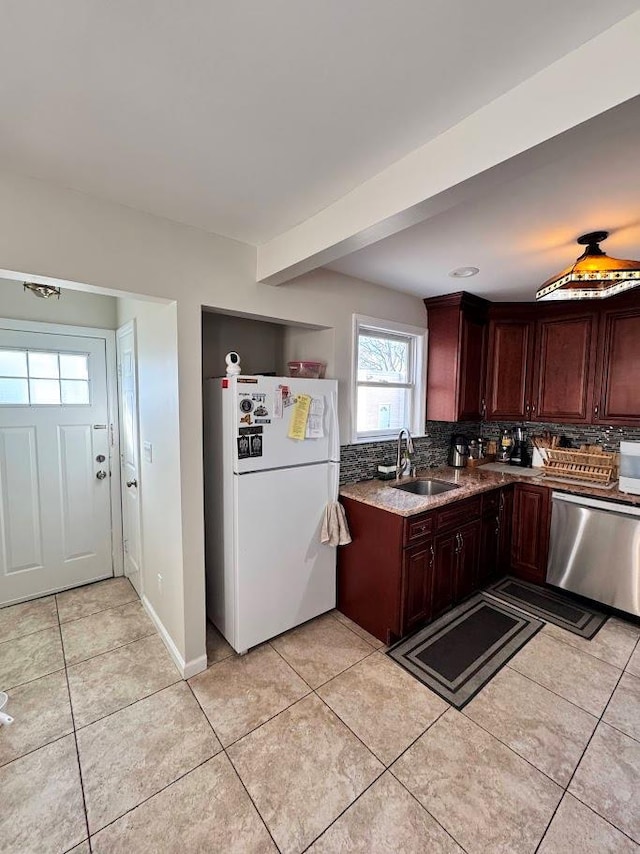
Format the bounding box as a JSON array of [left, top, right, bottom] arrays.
[[481, 489, 500, 516], [404, 513, 434, 543], [436, 497, 481, 532]]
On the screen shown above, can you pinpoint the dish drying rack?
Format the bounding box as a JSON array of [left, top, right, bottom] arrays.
[[538, 447, 618, 484]]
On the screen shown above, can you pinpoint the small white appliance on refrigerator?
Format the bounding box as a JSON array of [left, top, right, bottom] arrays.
[[204, 375, 340, 653]]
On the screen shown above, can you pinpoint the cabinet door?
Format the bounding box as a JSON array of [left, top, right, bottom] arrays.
[[485, 319, 534, 420], [532, 312, 597, 423], [511, 484, 550, 584], [596, 305, 640, 425], [480, 512, 501, 586], [458, 312, 487, 420], [455, 519, 481, 601], [432, 532, 457, 617], [498, 487, 514, 576], [401, 539, 434, 634]]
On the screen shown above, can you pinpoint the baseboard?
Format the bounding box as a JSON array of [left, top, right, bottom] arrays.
[[141, 595, 207, 679]]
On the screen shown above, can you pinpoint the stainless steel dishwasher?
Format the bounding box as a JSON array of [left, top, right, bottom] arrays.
[[546, 492, 640, 617]]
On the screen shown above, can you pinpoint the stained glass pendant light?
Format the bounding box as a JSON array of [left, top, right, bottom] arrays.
[[536, 231, 640, 301]]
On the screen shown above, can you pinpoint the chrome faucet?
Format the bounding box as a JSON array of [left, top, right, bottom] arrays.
[[396, 429, 415, 480]]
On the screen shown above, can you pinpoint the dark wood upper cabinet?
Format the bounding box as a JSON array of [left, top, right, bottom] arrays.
[[424, 292, 488, 422], [531, 311, 598, 423], [485, 317, 534, 420], [595, 304, 640, 425]]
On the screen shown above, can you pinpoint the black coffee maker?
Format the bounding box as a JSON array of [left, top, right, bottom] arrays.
[[509, 427, 531, 467]]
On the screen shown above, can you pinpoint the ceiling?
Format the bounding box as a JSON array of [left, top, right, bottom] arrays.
[[328, 97, 640, 301], [1, 1, 637, 245]]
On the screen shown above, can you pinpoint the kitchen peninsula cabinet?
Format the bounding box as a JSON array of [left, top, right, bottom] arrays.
[[424, 292, 489, 422], [338, 492, 487, 643], [510, 483, 550, 584]]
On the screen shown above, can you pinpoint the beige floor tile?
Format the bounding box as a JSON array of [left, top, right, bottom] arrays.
[[56, 576, 138, 623], [228, 694, 383, 854], [309, 771, 463, 853], [465, 666, 597, 785], [604, 672, 640, 742], [538, 794, 638, 853], [67, 843, 90, 854], [68, 634, 181, 728], [318, 652, 447, 765], [91, 752, 276, 853], [189, 643, 309, 746], [207, 620, 235, 665], [0, 670, 73, 767], [0, 734, 86, 854], [392, 709, 562, 854], [77, 681, 221, 833], [543, 618, 640, 669], [0, 595, 58, 643], [509, 633, 621, 716], [570, 723, 640, 843], [61, 600, 155, 665], [331, 610, 385, 649], [626, 643, 640, 678], [0, 626, 64, 689], [270, 613, 374, 689]]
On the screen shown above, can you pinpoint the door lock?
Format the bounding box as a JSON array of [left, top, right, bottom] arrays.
[[96, 454, 106, 463], [96, 470, 107, 480], [126, 479, 138, 488]]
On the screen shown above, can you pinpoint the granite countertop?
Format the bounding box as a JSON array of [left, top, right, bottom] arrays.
[[339, 465, 640, 517]]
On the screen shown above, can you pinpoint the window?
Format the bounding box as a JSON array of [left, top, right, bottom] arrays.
[[352, 315, 427, 442], [0, 349, 90, 406]]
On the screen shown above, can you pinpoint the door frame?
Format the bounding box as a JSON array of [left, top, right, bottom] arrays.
[[115, 319, 143, 596], [0, 317, 124, 581]]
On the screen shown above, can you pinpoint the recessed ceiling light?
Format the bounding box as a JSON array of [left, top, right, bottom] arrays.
[[448, 266, 479, 278]]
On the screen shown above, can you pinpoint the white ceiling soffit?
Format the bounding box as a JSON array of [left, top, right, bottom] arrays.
[[1, 2, 639, 252], [258, 11, 640, 285], [326, 96, 640, 301]]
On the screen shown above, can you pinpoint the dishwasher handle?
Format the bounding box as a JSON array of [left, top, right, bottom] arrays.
[[552, 491, 640, 518]]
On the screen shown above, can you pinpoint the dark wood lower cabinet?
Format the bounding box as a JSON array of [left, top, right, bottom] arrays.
[[511, 483, 551, 584], [454, 519, 481, 602], [432, 532, 457, 618], [338, 482, 551, 644], [401, 539, 434, 634]]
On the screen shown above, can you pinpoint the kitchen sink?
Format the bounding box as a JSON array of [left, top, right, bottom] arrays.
[[392, 479, 460, 496]]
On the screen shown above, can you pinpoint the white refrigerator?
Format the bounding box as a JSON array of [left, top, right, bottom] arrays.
[[204, 375, 340, 653]]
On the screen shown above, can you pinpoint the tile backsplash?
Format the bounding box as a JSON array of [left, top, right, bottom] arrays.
[[339, 419, 640, 484]]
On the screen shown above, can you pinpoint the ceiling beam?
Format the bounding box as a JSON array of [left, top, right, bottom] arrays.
[[257, 11, 640, 285]]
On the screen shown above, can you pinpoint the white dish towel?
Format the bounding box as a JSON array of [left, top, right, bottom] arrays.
[[320, 501, 352, 547]]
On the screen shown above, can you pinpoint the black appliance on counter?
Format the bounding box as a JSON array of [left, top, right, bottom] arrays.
[[509, 426, 531, 467], [449, 434, 470, 468]]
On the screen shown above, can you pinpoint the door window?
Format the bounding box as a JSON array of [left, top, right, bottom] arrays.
[[0, 348, 90, 405]]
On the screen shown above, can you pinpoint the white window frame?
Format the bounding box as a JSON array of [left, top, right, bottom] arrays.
[[351, 314, 427, 444]]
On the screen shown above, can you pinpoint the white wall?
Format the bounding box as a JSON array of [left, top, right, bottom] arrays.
[[0, 169, 425, 674], [202, 312, 285, 379], [116, 297, 186, 663], [0, 277, 117, 328]]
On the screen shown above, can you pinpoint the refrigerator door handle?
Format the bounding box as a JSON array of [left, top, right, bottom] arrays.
[[329, 386, 340, 463], [329, 461, 340, 502]]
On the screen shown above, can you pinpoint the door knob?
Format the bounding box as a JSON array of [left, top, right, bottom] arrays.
[[126, 479, 138, 488], [96, 470, 107, 480]]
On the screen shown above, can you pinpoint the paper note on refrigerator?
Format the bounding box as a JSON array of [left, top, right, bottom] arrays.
[[287, 394, 312, 440], [305, 396, 325, 439]]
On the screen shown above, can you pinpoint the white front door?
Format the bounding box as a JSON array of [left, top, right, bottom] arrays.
[[0, 328, 113, 605], [116, 323, 142, 595]]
